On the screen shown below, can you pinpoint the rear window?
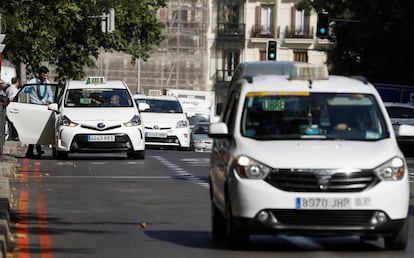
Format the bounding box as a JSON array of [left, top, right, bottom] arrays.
[[386, 106, 414, 119]]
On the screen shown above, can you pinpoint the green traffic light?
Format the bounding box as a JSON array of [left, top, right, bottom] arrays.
[[320, 28, 326, 34]]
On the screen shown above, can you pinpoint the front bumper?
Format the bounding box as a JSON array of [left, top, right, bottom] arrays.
[[145, 128, 190, 148], [227, 172, 410, 236], [56, 126, 145, 153]]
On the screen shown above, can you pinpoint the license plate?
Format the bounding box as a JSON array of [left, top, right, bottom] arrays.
[[145, 131, 167, 138], [88, 135, 115, 142], [296, 197, 351, 209]]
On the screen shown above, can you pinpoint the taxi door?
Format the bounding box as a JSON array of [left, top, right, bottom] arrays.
[[6, 83, 60, 145]]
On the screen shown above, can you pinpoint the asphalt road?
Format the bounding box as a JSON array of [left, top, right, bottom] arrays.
[[8, 148, 414, 258]]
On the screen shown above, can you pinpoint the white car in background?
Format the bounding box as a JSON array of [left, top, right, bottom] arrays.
[[384, 102, 414, 155], [134, 94, 191, 150], [7, 76, 146, 159]]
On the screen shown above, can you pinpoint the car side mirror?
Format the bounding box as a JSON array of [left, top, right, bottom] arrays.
[[138, 103, 150, 111]]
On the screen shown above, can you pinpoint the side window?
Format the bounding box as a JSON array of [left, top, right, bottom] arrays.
[[222, 90, 239, 134], [16, 84, 59, 105]]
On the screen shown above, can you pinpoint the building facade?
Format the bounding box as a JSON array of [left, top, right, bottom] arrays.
[[84, 1, 330, 111]]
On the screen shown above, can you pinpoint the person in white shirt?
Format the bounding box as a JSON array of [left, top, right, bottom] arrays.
[[6, 76, 20, 102]]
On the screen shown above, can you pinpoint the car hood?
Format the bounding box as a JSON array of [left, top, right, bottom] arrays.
[[61, 108, 138, 122], [235, 138, 402, 169], [140, 113, 187, 126]]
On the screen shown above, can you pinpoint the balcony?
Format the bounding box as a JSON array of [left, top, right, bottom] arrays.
[[250, 25, 275, 38], [217, 23, 245, 41]]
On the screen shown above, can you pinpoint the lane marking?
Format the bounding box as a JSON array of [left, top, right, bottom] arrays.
[[17, 176, 172, 179], [17, 190, 29, 258], [152, 156, 209, 189], [18, 159, 54, 258], [21, 159, 29, 184], [37, 192, 53, 258]]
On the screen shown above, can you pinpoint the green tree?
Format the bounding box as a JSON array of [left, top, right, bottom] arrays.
[[297, 0, 414, 84], [0, 0, 166, 83]]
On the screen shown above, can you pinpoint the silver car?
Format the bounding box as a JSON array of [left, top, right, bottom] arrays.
[[190, 122, 212, 152]]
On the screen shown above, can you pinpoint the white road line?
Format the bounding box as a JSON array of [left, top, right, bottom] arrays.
[[152, 156, 209, 189]]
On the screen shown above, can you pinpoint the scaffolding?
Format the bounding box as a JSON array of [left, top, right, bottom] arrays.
[[139, 0, 209, 94]]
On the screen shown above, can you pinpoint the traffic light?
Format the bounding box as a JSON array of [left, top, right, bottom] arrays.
[[317, 12, 329, 39], [267, 40, 277, 61]]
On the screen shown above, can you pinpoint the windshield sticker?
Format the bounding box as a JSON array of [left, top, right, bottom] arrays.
[[262, 99, 285, 111]]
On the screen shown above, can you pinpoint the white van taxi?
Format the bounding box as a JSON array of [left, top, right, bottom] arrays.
[[208, 63, 412, 250], [7, 76, 145, 159]]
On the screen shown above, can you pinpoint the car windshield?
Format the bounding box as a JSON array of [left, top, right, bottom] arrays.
[[386, 106, 414, 119], [64, 88, 133, 107], [193, 124, 209, 134], [241, 92, 389, 141], [138, 99, 183, 113]]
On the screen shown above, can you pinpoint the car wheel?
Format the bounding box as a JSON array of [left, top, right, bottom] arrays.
[[384, 219, 408, 250], [128, 150, 145, 159], [211, 202, 226, 240], [225, 200, 249, 249]]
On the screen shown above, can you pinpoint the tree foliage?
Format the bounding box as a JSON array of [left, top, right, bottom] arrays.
[[298, 0, 414, 84], [0, 0, 166, 82]]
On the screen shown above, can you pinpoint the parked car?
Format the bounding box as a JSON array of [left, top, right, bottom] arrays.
[[190, 121, 212, 152], [384, 102, 414, 155], [134, 94, 191, 150]]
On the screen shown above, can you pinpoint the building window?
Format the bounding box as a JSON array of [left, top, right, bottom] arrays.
[[224, 50, 240, 77], [294, 51, 308, 62], [261, 5, 274, 35], [290, 7, 310, 37], [295, 9, 305, 35]]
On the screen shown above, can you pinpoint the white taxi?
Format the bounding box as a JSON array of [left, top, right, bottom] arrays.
[[7, 76, 145, 159], [134, 95, 191, 150], [208, 63, 413, 250]]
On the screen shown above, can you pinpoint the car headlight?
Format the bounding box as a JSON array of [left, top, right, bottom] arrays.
[[374, 156, 405, 181], [234, 155, 272, 179], [176, 120, 188, 129], [59, 115, 78, 127], [124, 115, 142, 127]]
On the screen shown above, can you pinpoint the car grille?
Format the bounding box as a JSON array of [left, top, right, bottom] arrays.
[[145, 126, 172, 130], [270, 209, 375, 226], [81, 124, 122, 131], [71, 134, 131, 151], [265, 169, 379, 192], [145, 136, 179, 144]]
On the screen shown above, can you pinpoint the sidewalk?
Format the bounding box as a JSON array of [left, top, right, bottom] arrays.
[[0, 140, 27, 258]]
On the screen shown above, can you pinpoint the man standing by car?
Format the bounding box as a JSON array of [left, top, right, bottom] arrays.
[[26, 66, 54, 157]]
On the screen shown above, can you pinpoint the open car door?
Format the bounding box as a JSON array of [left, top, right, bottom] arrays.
[[6, 83, 60, 145]]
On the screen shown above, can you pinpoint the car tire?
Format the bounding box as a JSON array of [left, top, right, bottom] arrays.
[[211, 202, 226, 240], [127, 150, 145, 159], [384, 219, 408, 250], [225, 200, 249, 249]]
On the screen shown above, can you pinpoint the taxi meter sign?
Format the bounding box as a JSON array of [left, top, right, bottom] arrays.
[[289, 64, 328, 80], [86, 76, 106, 84]]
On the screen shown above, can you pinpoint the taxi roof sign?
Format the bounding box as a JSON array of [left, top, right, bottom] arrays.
[[289, 63, 328, 81], [86, 76, 106, 84]]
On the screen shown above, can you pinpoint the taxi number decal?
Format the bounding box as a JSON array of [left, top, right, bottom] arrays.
[[296, 197, 351, 209], [88, 135, 115, 142]]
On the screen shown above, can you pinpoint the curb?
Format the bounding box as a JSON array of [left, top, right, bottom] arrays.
[[0, 141, 25, 258]]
